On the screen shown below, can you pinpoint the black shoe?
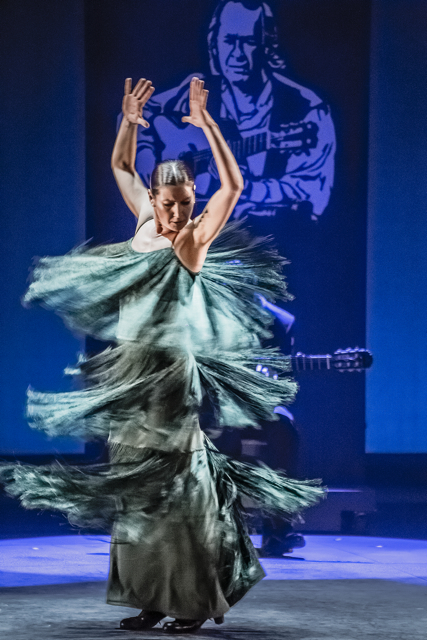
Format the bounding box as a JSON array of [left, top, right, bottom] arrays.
[[282, 532, 306, 552], [162, 619, 205, 634], [120, 610, 165, 630], [260, 533, 306, 557]]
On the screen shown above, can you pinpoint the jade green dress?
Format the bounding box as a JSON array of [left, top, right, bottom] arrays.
[[0, 220, 326, 620]]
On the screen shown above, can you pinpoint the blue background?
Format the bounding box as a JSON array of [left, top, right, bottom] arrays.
[[1, 0, 427, 481], [366, 0, 427, 453], [0, 0, 86, 454]]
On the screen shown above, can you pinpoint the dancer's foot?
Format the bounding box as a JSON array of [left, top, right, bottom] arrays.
[[162, 618, 205, 634], [260, 532, 306, 557], [120, 610, 165, 630]]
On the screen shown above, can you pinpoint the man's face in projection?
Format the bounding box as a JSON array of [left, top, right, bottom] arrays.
[[217, 2, 263, 85]]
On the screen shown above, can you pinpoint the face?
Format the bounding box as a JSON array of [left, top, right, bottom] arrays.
[[149, 183, 195, 234], [217, 2, 263, 84]]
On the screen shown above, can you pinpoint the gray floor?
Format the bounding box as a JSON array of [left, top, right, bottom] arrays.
[[1, 534, 427, 639], [1, 579, 427, 640], [2, 534, 427, 586]]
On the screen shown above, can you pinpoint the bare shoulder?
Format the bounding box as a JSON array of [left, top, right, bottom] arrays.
[[183, 186, 240, 247], [171, 181, 242, 271], [173, 223, 208, 274]]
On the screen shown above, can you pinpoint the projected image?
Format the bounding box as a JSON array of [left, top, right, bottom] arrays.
[[133, 0, 336, 222]]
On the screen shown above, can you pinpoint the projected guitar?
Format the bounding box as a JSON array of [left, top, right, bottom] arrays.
[[153, 115, 319, 175], [256, 348, 373, 376]]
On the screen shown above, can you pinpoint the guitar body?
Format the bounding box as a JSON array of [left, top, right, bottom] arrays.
[[154, 116, 208, 161], [153, 116, 214, 194]]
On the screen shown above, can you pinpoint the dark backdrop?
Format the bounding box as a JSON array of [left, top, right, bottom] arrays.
[[11, 1, 425, 489], [84, 0, 370, 485], [0, 0, 86, 455]]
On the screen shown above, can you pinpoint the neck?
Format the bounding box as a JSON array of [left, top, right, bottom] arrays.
[[228, 72, 265, 105], [160, 229, 178, 243]]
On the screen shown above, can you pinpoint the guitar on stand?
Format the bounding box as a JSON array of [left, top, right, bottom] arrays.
[[254, 347, 372, 558]]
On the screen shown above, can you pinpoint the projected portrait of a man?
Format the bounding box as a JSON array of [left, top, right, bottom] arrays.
[[133, 0, 336, 222]]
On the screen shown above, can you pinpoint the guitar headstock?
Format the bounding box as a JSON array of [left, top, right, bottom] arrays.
[[272, 121, 319, 153], [332, 348, 373, 372]]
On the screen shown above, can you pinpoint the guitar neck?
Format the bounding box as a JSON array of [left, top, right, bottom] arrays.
[[192, 132, 268, 166], [228, 132, 268, 160], [288, 348, 372, 372], [291, 354, 334, 372], [257, 348, 371, 376]]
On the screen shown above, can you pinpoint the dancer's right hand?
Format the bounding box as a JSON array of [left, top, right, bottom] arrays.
[[122, 78, 155, 128]]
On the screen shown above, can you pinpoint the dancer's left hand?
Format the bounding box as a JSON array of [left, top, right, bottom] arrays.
[[182, 77, 211, 129]]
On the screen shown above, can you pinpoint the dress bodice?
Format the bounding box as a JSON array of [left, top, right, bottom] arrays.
[[23, 220, 291, 355]]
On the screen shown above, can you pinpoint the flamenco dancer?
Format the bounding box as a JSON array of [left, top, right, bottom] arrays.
[[0, 77, 326, 634]]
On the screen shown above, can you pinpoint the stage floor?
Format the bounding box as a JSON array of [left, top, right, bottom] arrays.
[[1, 535, 426, 639]]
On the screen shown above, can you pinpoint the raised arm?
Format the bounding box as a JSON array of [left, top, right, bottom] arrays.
[[111, 78, 155, 220], [175, 79, 243, 267]]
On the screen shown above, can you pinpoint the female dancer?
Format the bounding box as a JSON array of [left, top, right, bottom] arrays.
[[0, 77, 325, 634]]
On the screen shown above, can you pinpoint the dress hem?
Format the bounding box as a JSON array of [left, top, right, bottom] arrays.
[[105, 598, 231, 619]]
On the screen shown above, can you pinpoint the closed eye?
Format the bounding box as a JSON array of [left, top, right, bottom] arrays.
[[162, 200, 191, 206]]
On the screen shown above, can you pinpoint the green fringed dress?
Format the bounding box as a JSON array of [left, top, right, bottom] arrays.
[[0, 220, 326, 620]]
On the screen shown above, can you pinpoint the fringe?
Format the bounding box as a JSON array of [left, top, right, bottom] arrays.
[[25, 344, 297, 440], [0, 438, 326, 542]]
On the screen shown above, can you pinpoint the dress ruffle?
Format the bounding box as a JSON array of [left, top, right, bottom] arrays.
[[0, 436, 325, 545], [22, 221, 299, 436], [0, 221, 326, 613], [23, 221, 291, 346]]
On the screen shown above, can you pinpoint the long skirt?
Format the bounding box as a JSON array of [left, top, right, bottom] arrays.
[[105, 441, 265, 619]]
